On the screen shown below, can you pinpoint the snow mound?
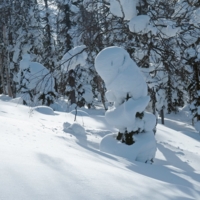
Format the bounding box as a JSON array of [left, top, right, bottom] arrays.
[[70, 109, 89, 116], [0, 94, 12, 101], [63, 122, 86, 136], [10, 97, 23, 105], [33, 106, 54, 115], [100, 131, 157, 163], [50, 98, 68, 112], [70, 122, 86, 135], [63, 122, 71, 131]]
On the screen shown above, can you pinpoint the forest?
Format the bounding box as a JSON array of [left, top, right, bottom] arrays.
[[0, 0, 200, 131], [1, 1, 200, 199]]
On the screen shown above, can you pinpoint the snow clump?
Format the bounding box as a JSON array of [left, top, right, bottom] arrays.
[[63, 122, 86, 136]]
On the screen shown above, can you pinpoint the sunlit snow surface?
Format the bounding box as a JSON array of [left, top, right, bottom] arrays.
[[0, 95, 200, 200]]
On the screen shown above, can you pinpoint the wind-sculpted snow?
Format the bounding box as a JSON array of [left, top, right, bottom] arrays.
[[95, 46, 147, 104], [95, 46, 156, 162]]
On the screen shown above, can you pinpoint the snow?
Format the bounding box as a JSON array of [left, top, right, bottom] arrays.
[[109, 0, 138, 20], [194, 121, 200, 132], [64, 122, 87, 137], [70, 109, 89, 116], [112, 3, 179, 38], [32, 106, 55, 115], [162, 25, 179, 38], [129, 15, 150, 33], [10, 97, 24, 105], [61, 45, 88, 72], [95, 46, 147, 102], [0, 94, 12, 101], [100, 131, 157, 163], [81, 84, 93, 104], [95, 46, 156, 162], [17, 54, 55, 105], [105, 96, 151, 131], [0, 98, 200, 199], [190, 7, 200, 26]]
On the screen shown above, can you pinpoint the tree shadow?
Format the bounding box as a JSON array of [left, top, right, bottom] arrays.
[[157, 143, 194, 172], [158, 117, 200, 142], [125, 142, 200, 194], [37, 153, 66, 172]]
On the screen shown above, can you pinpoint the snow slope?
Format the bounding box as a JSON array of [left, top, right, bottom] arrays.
[[0, 97, 200, 200]]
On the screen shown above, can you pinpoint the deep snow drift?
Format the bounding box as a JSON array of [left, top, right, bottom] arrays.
[[0, 96, 200, 200]]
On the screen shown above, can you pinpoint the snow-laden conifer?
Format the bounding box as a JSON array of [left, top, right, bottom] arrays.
[[17, 54, 56, 106], [95, 46, 157, 163]]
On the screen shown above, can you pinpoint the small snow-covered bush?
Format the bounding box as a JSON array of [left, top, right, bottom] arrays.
[[17, 54, 56, 106], [60, 46, 94, 108], [95, 46, 157, 163]]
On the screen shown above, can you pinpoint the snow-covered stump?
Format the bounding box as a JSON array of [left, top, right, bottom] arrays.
[[95, 47, 157, 163]]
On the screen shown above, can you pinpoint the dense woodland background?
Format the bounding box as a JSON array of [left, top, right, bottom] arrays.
[[0, 0, 200, 130]]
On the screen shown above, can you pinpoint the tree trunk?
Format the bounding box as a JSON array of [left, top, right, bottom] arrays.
[[96, 75, 107, 110], [3, 25, 13, 97], [68, 70, 76, 104], [161, 108, 165, 125], [194, 63, 200, 121], [0, 53, 6, 94], [6, 66, 13, 97]]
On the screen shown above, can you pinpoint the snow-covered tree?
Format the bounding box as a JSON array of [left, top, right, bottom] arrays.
[[171, 0, 200, 131], [61, 45, 94, 108], [17, 54, 56, 106], [107, 0, 187, 122], [40, 0, 58, 72], [56, 0, 75, 58], [0, 0, 43, 98], [95, 46, 157, 163]]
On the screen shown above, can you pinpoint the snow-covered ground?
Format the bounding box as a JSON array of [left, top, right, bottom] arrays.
[[0, 96, 200, 200]]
